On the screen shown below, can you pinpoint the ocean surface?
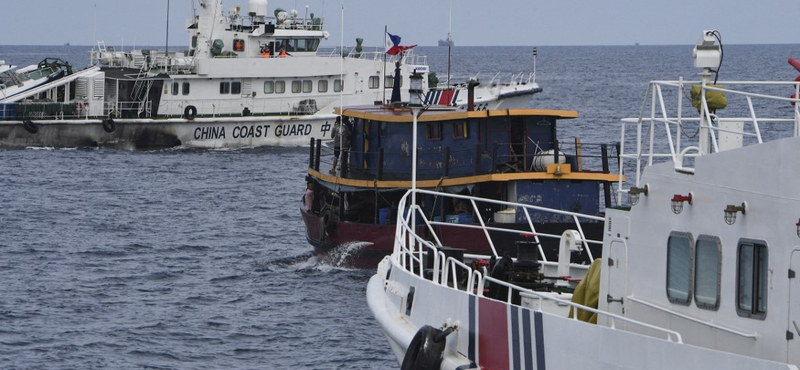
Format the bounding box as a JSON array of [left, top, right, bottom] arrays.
[[1, 42, 800, 369]]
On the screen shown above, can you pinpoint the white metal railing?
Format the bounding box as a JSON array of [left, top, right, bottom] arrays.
[[390, 188, 683, 343], [618, 78, 800, 200]]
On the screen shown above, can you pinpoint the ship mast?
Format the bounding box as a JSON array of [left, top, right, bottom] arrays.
[[446, 0, 452, 88]]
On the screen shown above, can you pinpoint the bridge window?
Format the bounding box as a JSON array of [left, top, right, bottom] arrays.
[[231, 81, 241, 95], [666, 232, 693, 305], [736, 240, 768, 319], [694, 235, 721, 310]]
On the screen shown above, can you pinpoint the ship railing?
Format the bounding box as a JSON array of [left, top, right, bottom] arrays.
[[309, 137, 620, 184], [155, 98, 331, 118], [391, 188, 683, 343], [1, 101, 90, 120], [105, 100, 152, 119], [617, 78, 800, 204], [393, 188, 604, 271]]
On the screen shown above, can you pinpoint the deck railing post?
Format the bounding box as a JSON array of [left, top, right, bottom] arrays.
[[378, 148, 385, 180], [314, 139, 321, 172], [601, 144, 612, 208], [309, 137, 315, 169]]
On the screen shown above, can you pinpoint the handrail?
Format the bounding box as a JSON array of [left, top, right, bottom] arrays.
[[626, 296, 757, 339], [617, 79, 800, 201], [389, 194, 684, 344]]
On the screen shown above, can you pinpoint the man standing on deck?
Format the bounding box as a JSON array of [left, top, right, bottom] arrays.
[[330, 116, 352, 175]]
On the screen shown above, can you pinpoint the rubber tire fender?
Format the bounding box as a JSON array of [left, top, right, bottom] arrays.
[[184, 105, 197, 120], [400, 325, 446, 370], [102, 118, 116, 133], [23, 119, 38, 134]]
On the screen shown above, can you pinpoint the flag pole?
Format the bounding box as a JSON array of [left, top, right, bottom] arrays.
[[383, 25, 387, 105]]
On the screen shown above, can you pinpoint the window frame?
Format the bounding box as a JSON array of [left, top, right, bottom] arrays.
[[231, 81, 242, 95], [452, 120, 468, 140], [334, 79, 344, 92], [264, 81, 275, 94], [275, 81, 286, 94], [318, 80, 328, 93], [171, 82, 179, 96], [302, 80, 313, 93], [694, 235, 721, 310], [292, 80, 302, 93], [182, 82, 190, 96], [369, 76, 380, 89], [219, 82, 230, 94], [426, 122, 443, 141], [666, 231, 694, 305], [736, 239, 768, 320]]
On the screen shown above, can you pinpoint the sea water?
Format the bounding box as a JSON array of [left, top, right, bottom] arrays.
[[1, 42, 799, 369]]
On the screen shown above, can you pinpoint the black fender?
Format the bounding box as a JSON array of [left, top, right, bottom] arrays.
[[401, 325, 453, 370], [183, 105, 197, 120], [102, 118, 116, 133], [22, 119, 38, 134]]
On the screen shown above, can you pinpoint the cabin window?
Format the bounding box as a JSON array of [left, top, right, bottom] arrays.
[[171, 82, 179, 95], [318, 80, 328, 93], [426, 122, 442, 141], [233, 38, 245, 52], [292, 80, 302, 93], [736, 240, 768, 319], [296, 39, 308, 52], [182, 82, 190, 96], [452, 121, 468, 139], [231, 81, 242, 95], [694, 235, 721, 310], [666, 232, 693, 305], [303, 80, 313, 93], [275, 81, 286, 94], [285, 39, 296, 52], [264, 81, 274, 94], [334, 79, 344, 92], [385, 75, 394, 88], [220, 82, 230, 94], [369, 76, 380, 89], [192, 36, 198, 48]]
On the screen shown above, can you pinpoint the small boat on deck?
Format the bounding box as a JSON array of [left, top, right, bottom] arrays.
[[366, 30, 800, 369], [300, 73, 619, 267], [0, 0, 540, 150]]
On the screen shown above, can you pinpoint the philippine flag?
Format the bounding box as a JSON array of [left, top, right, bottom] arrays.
[[385, 32, 402, 55]]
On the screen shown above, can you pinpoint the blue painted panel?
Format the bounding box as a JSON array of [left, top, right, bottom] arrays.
[[514, 180, 601, 221]]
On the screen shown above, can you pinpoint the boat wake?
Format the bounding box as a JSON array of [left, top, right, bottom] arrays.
[[325, 241, 374, 268]]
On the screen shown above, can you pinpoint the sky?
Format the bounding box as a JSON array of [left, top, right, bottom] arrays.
[[1, 0, 798, 47]]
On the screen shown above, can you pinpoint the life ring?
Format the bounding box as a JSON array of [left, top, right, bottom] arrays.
[[75, 102, 84, 116], [184, 105, 197, 120], [400, 325, 449, 370], [23, 119, 38, 134], [102, 118, 116, 133]]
